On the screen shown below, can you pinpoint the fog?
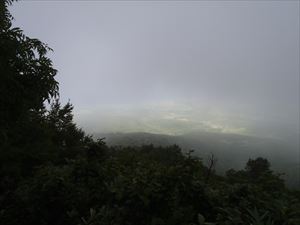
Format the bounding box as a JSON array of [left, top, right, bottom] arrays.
[[10, 1, 299, 146]]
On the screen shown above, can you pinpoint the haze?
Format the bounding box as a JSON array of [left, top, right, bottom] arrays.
[[10, 1, 299, 146]]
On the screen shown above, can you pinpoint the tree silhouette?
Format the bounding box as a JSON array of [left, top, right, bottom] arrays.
[[0, 0, 58, 145], [245, 157, 271, 178]]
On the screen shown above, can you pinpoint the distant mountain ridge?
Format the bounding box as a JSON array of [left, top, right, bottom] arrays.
[[94, 131, 299, 189]]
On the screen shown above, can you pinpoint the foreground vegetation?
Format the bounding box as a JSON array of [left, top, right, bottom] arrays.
[[1, 1, 300, 224]]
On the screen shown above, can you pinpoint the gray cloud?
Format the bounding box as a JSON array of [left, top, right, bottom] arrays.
[[10, 1, 299, 144]]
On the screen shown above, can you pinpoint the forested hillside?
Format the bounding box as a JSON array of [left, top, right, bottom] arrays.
[[1, 1, 300, 224], [98, 132, 300, 189]]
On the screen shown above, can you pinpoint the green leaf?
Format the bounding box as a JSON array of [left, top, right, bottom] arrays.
[[198, 213, 205, 225]]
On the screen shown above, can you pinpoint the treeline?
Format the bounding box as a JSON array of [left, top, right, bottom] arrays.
[[0, 1, 300, 224]]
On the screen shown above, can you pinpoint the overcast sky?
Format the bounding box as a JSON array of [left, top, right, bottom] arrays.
[[10, 1, 299, 143]]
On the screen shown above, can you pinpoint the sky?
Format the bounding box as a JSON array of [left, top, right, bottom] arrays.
[[9, 1, 300, 144]]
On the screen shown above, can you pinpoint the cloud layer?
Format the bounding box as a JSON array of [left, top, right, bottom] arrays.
[[10, 1, 299, 144]]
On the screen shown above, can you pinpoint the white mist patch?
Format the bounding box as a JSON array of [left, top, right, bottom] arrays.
[[74, 101, 250, 136]]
